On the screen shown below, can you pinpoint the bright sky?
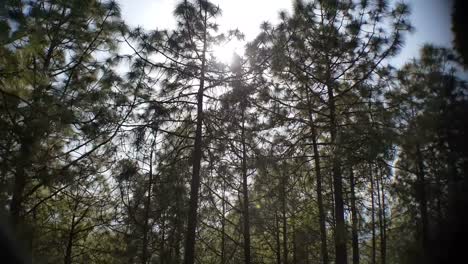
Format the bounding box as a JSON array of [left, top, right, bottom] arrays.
[[118, 0, 454, 66]]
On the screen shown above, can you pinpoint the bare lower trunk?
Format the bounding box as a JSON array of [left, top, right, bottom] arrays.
[[10, 141, 31, 227], [306, 87, 329, 264], [370, 164, 376, 264], [221, 180, 226, 264], [292, 225, 297, 264], [350, 168, 360, 264], [328, 85, 347, 264], [183, 82, 204, 264], [281, 174, 288, 264], [64, 217, 75, 264], [161, 218, 166, 264], [64, 200, 80, 264], [241, 112, 251, 264], [275, 212, 281, 264], [415, 144, 429, 260], [377, 168, 387, 264], [282, 210, 288, 264], [141, 141, 155, 264]]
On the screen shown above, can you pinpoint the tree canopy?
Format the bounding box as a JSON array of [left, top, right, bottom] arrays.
[[0, 0, 466, 263]]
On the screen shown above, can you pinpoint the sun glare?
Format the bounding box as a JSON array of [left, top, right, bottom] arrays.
[[212, 40, 243, 64]]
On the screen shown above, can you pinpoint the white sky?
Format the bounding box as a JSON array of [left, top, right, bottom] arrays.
[[118, 0, 454, 66], [119, 0, 293, 39]]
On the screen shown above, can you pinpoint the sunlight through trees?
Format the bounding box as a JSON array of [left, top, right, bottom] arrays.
[[0, 1, 466, 264]]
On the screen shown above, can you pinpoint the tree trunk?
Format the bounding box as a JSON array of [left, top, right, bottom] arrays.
[[306, 87, 329, 264], [327, 83, 347, 264], [376, 168, 383, 264], [292, 225, 297, 264], [281, 172, 288, 264], [370, 164, 376, 264], [183, 8, 208, 264], [10, 139, 32, 228], [141, 140, 155, 264], [330, 175, 335, 227], [275, 211, 281, 264], [221, 180, 226, 264], [378, 168, 387, 264], [64, 214, 76, 264], [161, 218, 166, 264], [349, 168, 360, 264], [241, 110, 252, 264], [415, 144, 429, 260], [173, 179, 182, 264], [444, 137, 460, 263], [282, 210, 288, 264], [175, 216, 182, 263]]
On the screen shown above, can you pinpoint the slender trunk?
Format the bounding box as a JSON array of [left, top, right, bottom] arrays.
[[292, 225, 297, 264], [241, 111, 251, 264], [173, 178, 182, 263], [445, 138, 459, 262], [30, 209, 36, 258], [349, 168, 360, 264], [161, 218, 166, 264], [376, 169, 384, 264], [141, 141, 155, 264], [275, 212, 281, 264], [183, 75, 204, 264], [175, 215, 181, 263], [10, 167, 26, 226], [183, 9, 208, 264], [415, 144, 429, 259], [446, 136, 458, 219], [306, 87, 329, 264], [10, 139, 32, 227], [282, 209, 288, 264], [435, 168, 442, 231], [378, 168, 387, 264], [221, 180, 226, 264], [327, 83, 347, 264], [329, 175, 335, 227], [64, 214, 76, 264], [370, 164, 376, 264], [281, 173, 288, 264]]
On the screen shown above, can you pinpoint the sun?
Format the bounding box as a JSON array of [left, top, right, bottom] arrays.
[[211, 40, 243, 64]]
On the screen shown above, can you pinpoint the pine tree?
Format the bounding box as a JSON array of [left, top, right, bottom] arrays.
[[247, 1, 411, 263], [0, 0, 129, 250], [388, 45, 468, 263]]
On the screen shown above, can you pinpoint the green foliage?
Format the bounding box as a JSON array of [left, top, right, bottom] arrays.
[[0, 1, 466, 264]]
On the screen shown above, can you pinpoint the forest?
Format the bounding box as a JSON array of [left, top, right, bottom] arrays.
[[0, 0, 467, 263]]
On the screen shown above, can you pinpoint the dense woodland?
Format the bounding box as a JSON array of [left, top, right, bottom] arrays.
[[0, 0, 467, 263]]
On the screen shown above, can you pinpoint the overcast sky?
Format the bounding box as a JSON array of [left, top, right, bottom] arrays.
[[118, 0, 454, 66]]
